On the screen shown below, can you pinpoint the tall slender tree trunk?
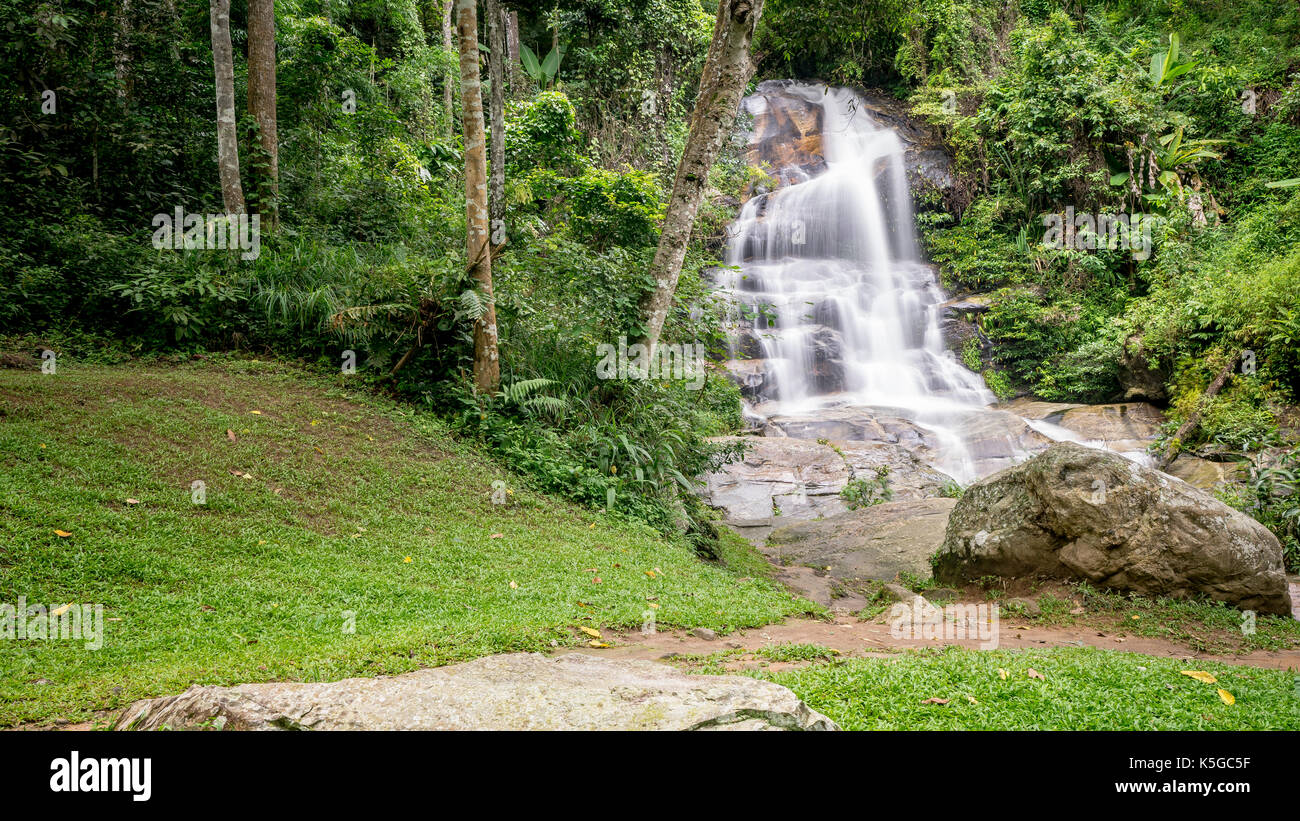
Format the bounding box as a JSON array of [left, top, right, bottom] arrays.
[[209, 0, 244, 213], [442, 0, 455, 138], [247, 0, 279, 226], [505, 10, 521, 98], [456, 0, 500, 393], [486, 0, 507, 229], [113, 0, 133, 100], [637, 0, 764, 351]]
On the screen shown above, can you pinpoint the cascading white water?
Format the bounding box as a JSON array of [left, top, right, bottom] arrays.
[[716, 83, 999, 481]]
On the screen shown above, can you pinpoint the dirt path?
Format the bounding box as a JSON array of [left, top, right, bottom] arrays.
[[561, 616, 1300, 673]]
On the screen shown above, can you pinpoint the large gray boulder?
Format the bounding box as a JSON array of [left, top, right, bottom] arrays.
[[114, 653, 839, 731], [933, 443, 1292, 615]]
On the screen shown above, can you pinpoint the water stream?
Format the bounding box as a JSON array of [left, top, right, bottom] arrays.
[[715, 83, 1018, 483]]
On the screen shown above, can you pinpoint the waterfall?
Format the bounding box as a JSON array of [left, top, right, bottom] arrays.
[[716, 82, 1001, 482]]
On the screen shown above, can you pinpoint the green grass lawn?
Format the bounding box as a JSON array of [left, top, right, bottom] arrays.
[[0, 358, 811, 726], [750, 646, 1300, 730]]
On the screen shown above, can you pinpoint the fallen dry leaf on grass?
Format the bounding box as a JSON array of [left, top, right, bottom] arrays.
[[1027, 668, 1046, 680], [226, 429, 236, 442], [997, 668, 1008, 680], [490, 533, 504, 539], [53, 530, 71, 538], [508, 580, 518, 589], [1180, 670, 1218, 684], [579, 626, 602, 639], [588, 641, 611, 648], [921, 698, 950, 705], [125, 498, 140, 505], [1217, 689, 1235, 706]]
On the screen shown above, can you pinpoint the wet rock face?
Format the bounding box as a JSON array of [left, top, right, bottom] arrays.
[[1119, 335, 1169, 403], [767, 498, 958, 584], [740, 80, 955, 205], [934, 442, 1293, 615], [741, 84, 827, 187], [700, 434, 953, 543], [115, 653, 840, 731], [937, 293, 992, 360], [1007, 399, 1166, 454]]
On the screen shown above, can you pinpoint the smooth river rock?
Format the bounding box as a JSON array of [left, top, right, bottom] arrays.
[[934, 442, 1293, 615], [115, 653, 840, 731]]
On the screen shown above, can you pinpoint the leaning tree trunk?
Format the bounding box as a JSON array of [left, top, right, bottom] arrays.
[[456, 0, 501, 393], [209, 0, 244, 214], [1156, 351, 1241, 471], [637, 0, 764, 352], [247, 0, 279, 227], [486, 0, 507, 230], [442, 0, 455, 138]]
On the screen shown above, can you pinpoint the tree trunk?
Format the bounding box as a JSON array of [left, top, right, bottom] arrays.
[[505, 10, 521, 97], [113, 0, 133, 100], [247, 0, 279, 226], [442, 0, 455, 138], [1156, 351, 1241, 470], [456, 0, 501, 393], [637, 0, 764, 351], [209, 0, 244, 214], [486, 0, 507, 230]]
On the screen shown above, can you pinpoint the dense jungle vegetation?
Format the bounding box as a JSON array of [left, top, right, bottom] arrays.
[[3, 0, 1299, 566]]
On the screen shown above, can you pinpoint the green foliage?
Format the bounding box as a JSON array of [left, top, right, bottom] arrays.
[[1034, 335, 1124, 403], [525, 166, 664, 251], [536, 0, 711, 172], [976, 13, 1155, 213], [109, 260, 243, 345], [755, 0, 910, 86], [840, 466, 893, 510], [960, 337, 982, 371], [448, 374, 747, 542], [981, 368, 1015, 402], [937, 480, 965, 498], [519, 42, 565, 90], [1238, 449, 1300, 572], [507, 90, 586, 172], [925, 197, 1032, 292]]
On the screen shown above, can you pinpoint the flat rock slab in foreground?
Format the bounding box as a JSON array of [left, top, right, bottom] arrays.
[[114, 653, 839, 731]]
